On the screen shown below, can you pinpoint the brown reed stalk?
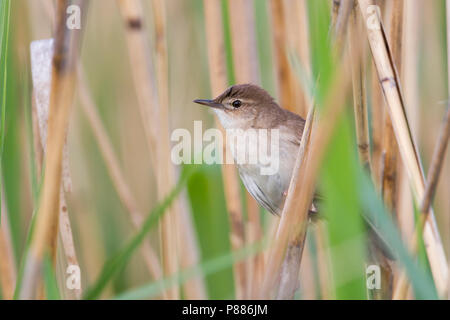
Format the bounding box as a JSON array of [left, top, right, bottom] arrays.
[[349, 8, 371, 171], [331, 0, 341, 28], [31, 97, 43, 177], [380, 0, 403, 219], [396, 0, 420, 249], [269, 0, 303, 114], [283, 0, 311, 117], [20, 0, 87, 299], [381, 0, 405, 299], [333, 0, 354, 54], [116, 0, 158, 162], [393, 107, 450, 299], [261, 48, 358, 299], [367, 1, 385, 190], [228, 0, 260, 84], [151, 0, 206, 299], [348, 7, 393, 300], [369, 63, 384, 189], [358, 0, 449, 297], [0, 188, 16, 300], [118, 0, 204, 300], [276, 102, 315, 299], [402, 0, 420, 138], [77, 69, 163, 282], [148, 0, 180, 300], [203, 0, 246, 299], [227, 0, 263, 299], [30, 38, 83, 299]]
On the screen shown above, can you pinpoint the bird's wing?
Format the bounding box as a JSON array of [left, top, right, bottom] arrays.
[[239, 168, 281, 215]]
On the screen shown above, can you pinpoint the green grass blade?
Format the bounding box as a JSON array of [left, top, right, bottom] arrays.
[[43, 255, 61, 300], [0, 0, 11, 224], [321, 116, 367, 299], [83, 167, 195, 300], [186, 164, 234, 299]]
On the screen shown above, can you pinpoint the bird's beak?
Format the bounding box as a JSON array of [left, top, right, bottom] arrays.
[[193, 99, 224, 109]]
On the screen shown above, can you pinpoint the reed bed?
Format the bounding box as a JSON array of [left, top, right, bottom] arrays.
[[0, 0, 448, 301]]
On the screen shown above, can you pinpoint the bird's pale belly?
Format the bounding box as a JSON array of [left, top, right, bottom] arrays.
[[236, 143, 297, 215]]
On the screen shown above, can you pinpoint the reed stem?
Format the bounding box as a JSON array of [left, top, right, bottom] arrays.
[[203, 0, 246, 299], [358, 0, 449, 297]]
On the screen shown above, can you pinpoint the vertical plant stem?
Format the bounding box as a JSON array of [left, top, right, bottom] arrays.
[[358, 0, 449, 297], [227, 0, 263, 299], [333, 0, 354, 53], [203, 0, 246, 299], [380, 0, 403, 219], [396, 0, 420, 255], [150, 0, 180, 300], [77, 69, 163, 284], [394, 107, 450, 299], [261, 50, 356, 299], [269, 0, 303, 114], [283, 0, 311, 116], [276, 103, 315, 300], [117, 0, 194, 299], [20, 0, 87, 299], [151, 0, 206, 299], [349, 8, 371, 171], [30, 38, 83, 299]]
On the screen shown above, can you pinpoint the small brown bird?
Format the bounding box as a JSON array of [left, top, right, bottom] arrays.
[[194, 83, 304, 215], [194, 83, 394, 259]]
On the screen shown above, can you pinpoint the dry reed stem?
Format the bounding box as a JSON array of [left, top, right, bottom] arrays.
[[393, 107, 450, 299], [370, 61, 384, 189], [228, 0, 260, 84], [77, 68, 163, 283], [283, 0, 311, 116], [380, 0, 405, 299], [396, 0, 420, 251], [227, 0, 263, 299], [152, 0, 206, 299], [419, 107, 450, 219], [202, 0, 247, 300], [30, 38, 82, 299], [20, 0, 87, 299], [349, 8, 393, 299], [380, 0, 403, 217], [0, 189, 16, 299], [276, 102, 315, 300], [31, 96, 44, 177], [349, 9, 371, 171], [402, 0, 420, 137], [117, 0, 199, 299], [269, 0, 303, 114], [331, 0, 341, 28], [358, 0, 449, 297], [116, 0, 158, 162], [333, 0, 354, 54], [261, 49, 357, 299], [149, 0, 180, 300]]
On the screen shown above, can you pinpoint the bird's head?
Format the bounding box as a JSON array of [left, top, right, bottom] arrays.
[[194, 84, 277, 129]]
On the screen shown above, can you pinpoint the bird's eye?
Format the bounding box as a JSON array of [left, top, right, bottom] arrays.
[[232, 100, 242, 108]]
